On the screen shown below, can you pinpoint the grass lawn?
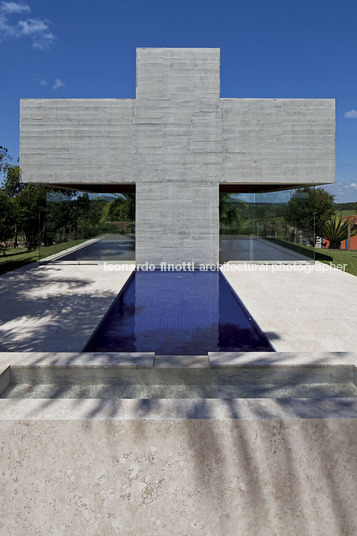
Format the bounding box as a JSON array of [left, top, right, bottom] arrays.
[[270, 239, 357, 277], [0, 240, 85, 276], [317, 248, 357, 276], [335, 209, 357, 217]]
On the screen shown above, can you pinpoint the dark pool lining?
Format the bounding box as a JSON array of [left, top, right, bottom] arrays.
[[219, 269, 275, 352], [82, 270, 135, 351], [83, 269, 274, 354]]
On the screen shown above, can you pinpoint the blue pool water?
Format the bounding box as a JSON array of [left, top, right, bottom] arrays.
[[84, 270, 273, 354]]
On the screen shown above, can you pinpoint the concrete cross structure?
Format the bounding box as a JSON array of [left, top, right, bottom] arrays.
[[20, 48, 335, 265]]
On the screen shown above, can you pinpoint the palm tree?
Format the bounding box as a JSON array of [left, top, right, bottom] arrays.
[[322, 216, 357, 249]]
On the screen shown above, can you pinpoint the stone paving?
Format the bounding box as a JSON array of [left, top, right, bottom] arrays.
[[222, 261, 357, 352], [0, 260, 356, 354], [0, 263, 133, 352]]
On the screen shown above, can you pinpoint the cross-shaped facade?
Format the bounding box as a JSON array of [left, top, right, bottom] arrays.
[[20, 48, 335, 264]]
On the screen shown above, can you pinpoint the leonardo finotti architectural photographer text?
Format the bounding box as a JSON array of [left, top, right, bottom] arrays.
[[103, 262, 348, 273]]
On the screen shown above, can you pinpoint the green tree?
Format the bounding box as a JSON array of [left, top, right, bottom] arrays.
[[0, 146, 11, 174], [16, 185, 47, 250], [2, 163, 25, 198], [283, 187, 335, 243], [219, 193, 251, 235], [100, 193, 136, 233], [0, 191, 16, 253], [2, 164, 25, 247], [44, 190, 79, 244]]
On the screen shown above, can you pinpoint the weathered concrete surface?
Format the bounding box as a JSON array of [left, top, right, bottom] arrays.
[[222, 98, 335, 184], [0, 406, 356, 536], [20, 48, 335, 264], [20, 98, 136, 184], [0, 263, 133, 352], [221, 262, 357, 352], [20, 49, 335, 189]]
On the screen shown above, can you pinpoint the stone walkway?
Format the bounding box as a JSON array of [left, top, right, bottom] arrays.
[[222, 262, 357, 352], [0, 263, 133, 352], [0, 260, 356, 353]]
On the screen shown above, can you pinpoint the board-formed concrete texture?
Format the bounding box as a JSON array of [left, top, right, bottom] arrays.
[[20, 48, 335, 265]]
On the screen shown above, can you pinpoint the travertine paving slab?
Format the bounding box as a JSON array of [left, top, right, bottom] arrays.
[[0, 413, 356, 535], [0, 263, 134, 352], [208, 351, 357, 367], [221, 262, 357, 352]]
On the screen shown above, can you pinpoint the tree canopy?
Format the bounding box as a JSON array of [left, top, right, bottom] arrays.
[[283, 187, 335, 243], [0, 191, 16, 253]]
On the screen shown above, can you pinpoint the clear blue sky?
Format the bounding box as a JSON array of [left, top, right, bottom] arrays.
[[1, 0, 357, 202]]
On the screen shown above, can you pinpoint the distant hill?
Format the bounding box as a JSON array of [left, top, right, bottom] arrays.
[[335, 202, 357, 211]]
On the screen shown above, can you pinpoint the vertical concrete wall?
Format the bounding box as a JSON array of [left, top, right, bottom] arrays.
[[135, 49, 221, 265], [136, 182, 219, 265]]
